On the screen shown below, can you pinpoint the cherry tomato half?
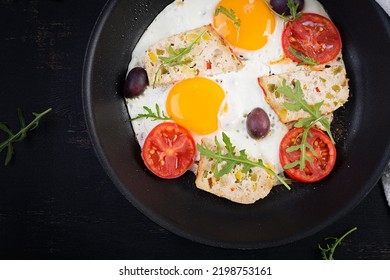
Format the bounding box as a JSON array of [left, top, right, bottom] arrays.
[[141, 122, 196, 179], [279, 127, 336, 183], [282, 13, 342, 65]]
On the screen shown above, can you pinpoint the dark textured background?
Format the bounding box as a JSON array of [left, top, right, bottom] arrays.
[[0, 0, 389, 259]]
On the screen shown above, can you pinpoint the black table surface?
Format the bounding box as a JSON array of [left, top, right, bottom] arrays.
[[0, 0, 389, 260]]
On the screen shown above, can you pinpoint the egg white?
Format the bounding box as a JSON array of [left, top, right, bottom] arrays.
[[126, 0, 329, 174]]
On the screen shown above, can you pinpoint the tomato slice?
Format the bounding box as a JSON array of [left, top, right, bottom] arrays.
[[282, 13, 342, 65], [141, 122, 196, 179], [279, 127, 336, 183]]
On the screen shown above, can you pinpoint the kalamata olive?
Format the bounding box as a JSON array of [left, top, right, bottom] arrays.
[[123, 67, 149, 98], [270, 0, 304, 16], [246, 107, 270, 139]]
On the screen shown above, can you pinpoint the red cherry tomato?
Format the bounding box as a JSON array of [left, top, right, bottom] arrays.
[[282, 13, 342, 65], [141, 122, 196, 179], [279, 127, 336, 183]]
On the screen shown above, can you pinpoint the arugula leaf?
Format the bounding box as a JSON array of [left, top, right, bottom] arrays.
[[277, 79, 334, 143], [215, 6, 241, 44], [278, 0, 303, 23], [277, 79, 335, 171], [197, 132, 291, 190], [0, 108, 52, 166], [288, 46, 319, 66], [131, 104, 171, 121], [284, 128, 317, 171], [152, 30, 206, 87], [319, 227, 357, 260], [287, 0, 302, 20]]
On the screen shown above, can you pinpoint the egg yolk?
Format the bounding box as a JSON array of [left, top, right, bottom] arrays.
[[213, 0, 275, 50], [166, 77, 225, 135]]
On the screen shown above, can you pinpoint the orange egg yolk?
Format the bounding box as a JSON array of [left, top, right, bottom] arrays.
[[213, 0, 275, 50], [166, 77, 225, 135]]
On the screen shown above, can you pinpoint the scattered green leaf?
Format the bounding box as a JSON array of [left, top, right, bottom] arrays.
[[215, 6, 241, 45], [288, 46, 319, 66], [153, 30, 206, 87], [277, 79, 334, 171], [278, 0, 303, 23], [319, 227, 357, 260], [283, 128, 317, 171], [277, 79, 334, 143], [0, 108, 52, 166], [131, 104, 171, 121], [197, 132, 291, 190]]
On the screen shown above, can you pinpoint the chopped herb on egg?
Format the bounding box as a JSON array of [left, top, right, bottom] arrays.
[[131, 104, 171, 121], [214, 6, 241, 45]]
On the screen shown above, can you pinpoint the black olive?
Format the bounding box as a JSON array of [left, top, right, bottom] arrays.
[[123, 67, 149, 98], [246, 107, 271, 139]]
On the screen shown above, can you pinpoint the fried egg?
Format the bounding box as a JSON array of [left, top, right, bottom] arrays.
[[213, 0, 275, 50], [126, 0, 329, 174]]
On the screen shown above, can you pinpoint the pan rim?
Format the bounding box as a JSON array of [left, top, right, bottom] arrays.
[[82, 0, 390, 249]]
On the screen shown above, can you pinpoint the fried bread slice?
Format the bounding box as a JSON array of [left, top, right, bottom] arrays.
[[259, 64, 349, 124], [195, 138, 274, 204], [144, 25, 242, 86]]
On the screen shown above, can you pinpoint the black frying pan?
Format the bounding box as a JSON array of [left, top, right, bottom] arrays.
[[82, 0, 390, 248]]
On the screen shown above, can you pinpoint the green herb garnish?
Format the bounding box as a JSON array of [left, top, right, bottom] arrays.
[[288, 46, 319, 66], [319, 227, 357, 260], [197, 132, 291, 190], [283, 128, 317, 170], [277, 79, 334, 143], [278, 0, 302, 23], [153, 30, 206, 87], [0, 108, 52, 166], [131, 104, 171, 121], [215, 6, 241, 45], [277, 79, 334, 171]]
